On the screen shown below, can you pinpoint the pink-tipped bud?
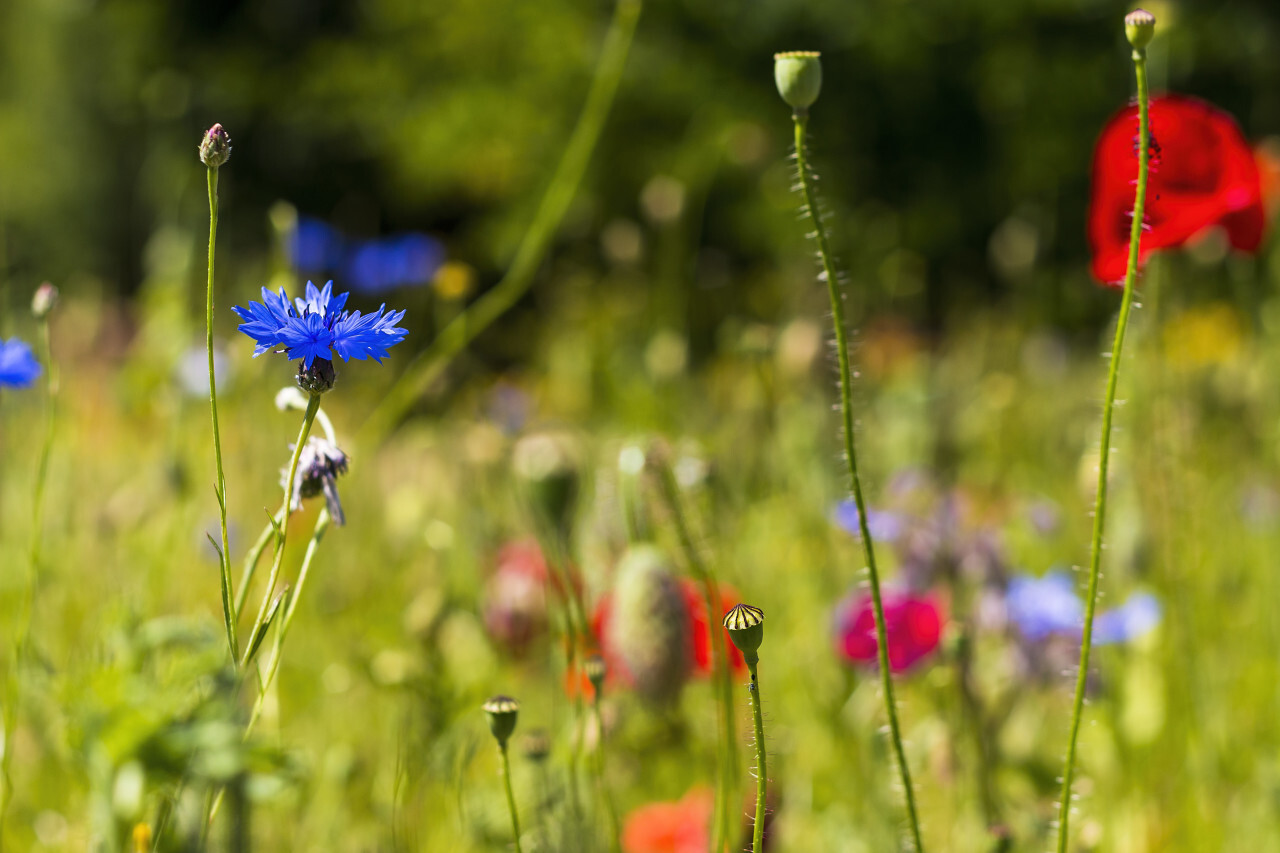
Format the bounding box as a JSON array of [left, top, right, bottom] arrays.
[[199, 123, 232, 168]]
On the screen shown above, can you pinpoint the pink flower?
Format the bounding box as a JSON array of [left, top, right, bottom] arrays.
[[835, 591, 943, 672]]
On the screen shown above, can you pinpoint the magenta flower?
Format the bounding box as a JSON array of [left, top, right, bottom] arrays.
[[835, 590, 943, 672]]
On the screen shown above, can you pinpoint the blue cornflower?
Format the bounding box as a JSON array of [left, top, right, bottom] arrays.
[[232, 280, 408, 368], [1006, 571, 1083, 641], [1094, 592, 1161, 645], [0, 338, 41, 388], [832, 500, 907, 543]]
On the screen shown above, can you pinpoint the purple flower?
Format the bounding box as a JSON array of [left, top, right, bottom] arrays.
[[1006, 571, 1083, 641], [1094, 592, 1161, 645], [832, 500, 907, 543], [0, 339, 41, 388], [233, 280, 407, 368]]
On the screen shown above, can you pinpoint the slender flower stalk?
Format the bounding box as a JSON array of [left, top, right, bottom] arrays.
[[777, 51, 925, 851], [484, 697, 525, 853], [648, 449, 737, 853], [201, 124, 238, 662], [1056, 12, 1154, 852], [240, 393, 320, 668], [724, 604, 766, 853], [359, 0, 642, 445], [585, 655, 621, 853], [0, 286, 59, 841]]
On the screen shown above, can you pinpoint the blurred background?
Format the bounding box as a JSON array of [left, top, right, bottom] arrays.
[[2, 0, 1280, 850]]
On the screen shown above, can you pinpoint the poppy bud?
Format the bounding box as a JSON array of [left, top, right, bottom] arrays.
[[773, 51, 822, 112], [723, 603, 764, 668], [513, 431, 580, 541], [31, 282, 58, 321], [1124, 9, 1155, 50], [199, 123, 232, 169], [607, 546, 691, 705], [483, 695, 520, 746], [296, 357, 336, 395]]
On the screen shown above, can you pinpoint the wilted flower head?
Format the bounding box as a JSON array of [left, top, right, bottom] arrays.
[[282, 437, 349, 525], [0, 339, 41, 388], [233, 280, 408, 377], [834, 590, 942, 673]]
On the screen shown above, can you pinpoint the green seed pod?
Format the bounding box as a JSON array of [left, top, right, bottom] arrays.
[[1124, 9, 1155, 50], [483, 695, 520, 746], [199, 123, 232, 169], [723, 603, 764, 668], [607, 545, 691, 706], [513, 432, 581, 542], [521, 728, 552, 763], [584, 652, 607, 697], [774, 51, 822, 112]]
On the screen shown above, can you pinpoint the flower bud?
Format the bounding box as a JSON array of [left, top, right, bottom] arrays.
[[512, 431, 580, 541], [483, 695, 520, 746], [31, 282, 58, 321], [296, 357, 336, 395], [723, 603, 764, 668], [774, 51, 822, 112], [1125, 9, 1156, 50], [199, 123, 232, 169], [584, 652, 607, 697], [607, 546, 691, 705]]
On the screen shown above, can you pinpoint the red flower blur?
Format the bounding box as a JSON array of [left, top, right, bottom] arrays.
[[483, 540, 581, 656], [835, 591, 942, 673], [622, 787, 713, 853], [1088, 94, 1266, 284], [586, 578, 746, 697]]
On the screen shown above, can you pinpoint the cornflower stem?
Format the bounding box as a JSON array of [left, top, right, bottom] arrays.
[[240, 392, 320, 669], [650, 456, 737, 853], [233, 509, 285, 619], [1056, 45, 1149, 853], [244, 508, 332, 735], [206, 165, 237, 662], [359, 0, 641, 445], [591, 693, 621, 853], [792, 110, 925, 852], [747, 662, 766, 853], [500, 743, 525, 853], [0, 310, 58, 842]]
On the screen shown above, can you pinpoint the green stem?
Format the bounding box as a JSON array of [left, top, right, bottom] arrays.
[[540, 532, 587, 824], [233, 509, 285, 620], [591, 695, 621, 853], [500, 743, 525, 853], [1056, 46, 1148, 853], [651, 455, 736, 853], [240, 393, 320, 668], [792, 112, 925, 852], [747, 663, 766, 853], [207, 166, 238, 662], [359, 0, 642, 444], [0, 312, 58, 843]]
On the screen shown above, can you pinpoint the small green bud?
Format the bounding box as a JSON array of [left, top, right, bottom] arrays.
[[31, 282, 58, 321], [1125, 9, 1156, 50], [483, 695, 520, 746], [774, 51, 822, 112], [584, 652, 607, 697], [296, 358, 336, 395], [723, 603, 764, 668], [199, 123, 232, 169]]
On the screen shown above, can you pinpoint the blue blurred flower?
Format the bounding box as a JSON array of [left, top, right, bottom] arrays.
[[233, 280, 408, 367], [0, 338, 41, 388], [290, 216, 445, 295], [832, 500, 907, 543], [1007, 570, 1161, 645], [1007, 571, 1082, 640]]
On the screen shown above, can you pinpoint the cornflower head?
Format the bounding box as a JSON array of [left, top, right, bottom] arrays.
[[233, 280, 408, 392], [0, 339, 41, 388], [281, 436, 350, 525]]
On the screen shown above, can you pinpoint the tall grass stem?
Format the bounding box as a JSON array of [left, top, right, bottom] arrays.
[[1055, 44, 1149, 853], [792, 111, 925, 852]]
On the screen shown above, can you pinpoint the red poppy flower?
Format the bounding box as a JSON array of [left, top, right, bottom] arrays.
[[584, 578, 746, 698], [622, 787, 714, 853], [835, 591, 942, 673], [1088, 94, 1266, 284]]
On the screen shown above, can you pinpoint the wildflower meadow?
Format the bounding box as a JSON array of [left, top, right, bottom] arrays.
[[3, 1, 1280, 851]]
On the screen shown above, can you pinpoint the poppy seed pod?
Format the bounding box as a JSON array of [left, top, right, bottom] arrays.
[[513, 432, 581, 541], [199, 123, 232, 169], [607, 545, 691, 705], [1125, 9, 1156, 50], [483, 695, 520, 746], [584, 652, 607, 696], [723, 603, 764, 668], [521, 728, 551, 763], [773, 51, 822, 112]]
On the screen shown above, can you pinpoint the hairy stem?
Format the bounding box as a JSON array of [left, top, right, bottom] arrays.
[[206, 166, 238, 662], [359, 0, 642, 444], [747, 663, 766, 853], [501, 743, 525, 853], [1056, 46, 1149, 853], [792, 111, 925, 851]]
